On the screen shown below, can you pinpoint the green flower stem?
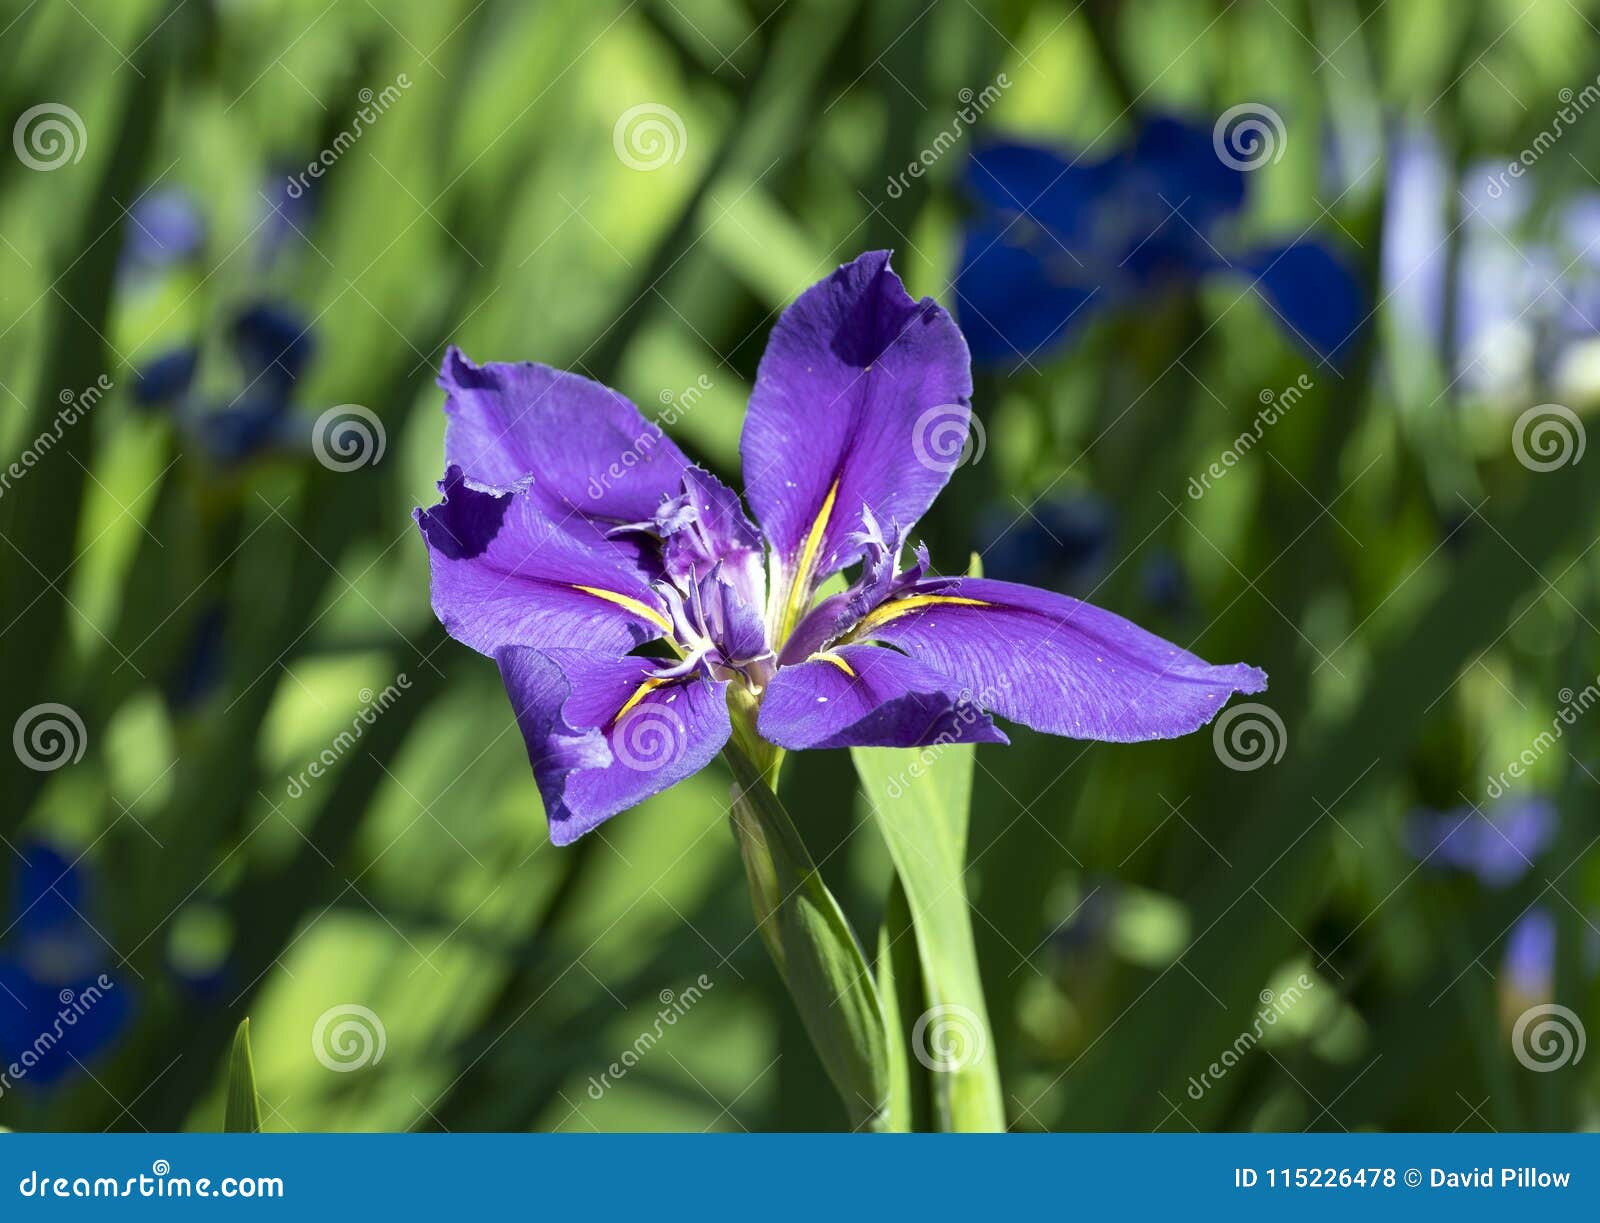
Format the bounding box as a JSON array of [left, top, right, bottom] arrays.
[[722, 707, 896, 1132]]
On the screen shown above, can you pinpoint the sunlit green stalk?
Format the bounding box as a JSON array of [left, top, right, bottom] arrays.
[[722, 705, 896, 1132]]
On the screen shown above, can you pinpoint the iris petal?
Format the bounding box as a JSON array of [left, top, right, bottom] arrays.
[[416, 467, 669, 657], [740, 252, 973, 611], [440, 346, 692, 522], [757, 643, 1006, 750], [498, 648, 731, 844], [857, 577, 1266, 742]]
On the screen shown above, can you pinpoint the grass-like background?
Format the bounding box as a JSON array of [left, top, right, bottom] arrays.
[[1, 0, 1597, 1132]]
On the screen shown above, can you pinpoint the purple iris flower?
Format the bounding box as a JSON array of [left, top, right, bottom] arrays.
[[958, 116, 1365, 369], [1404, 797, 1556, 888], [415, 252, 1267, 844], [0, 845, 131, 1088]]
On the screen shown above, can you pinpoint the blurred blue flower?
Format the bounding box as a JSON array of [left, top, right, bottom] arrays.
[[129, 299, 315, 466], [1405, 796, 1556, 888], [1502, 907, 1556, 1000], [977, 494, 1114, 595], [165, 601, 227, 711], [957, 115, 1365, 368], [121, 188, 205, 274], [258, 171, 317, 266], [1139, 551, 1190, 616], [0, 845, 131, 1089], [231, 300, 315, 396], [131, 346, 199, 408]]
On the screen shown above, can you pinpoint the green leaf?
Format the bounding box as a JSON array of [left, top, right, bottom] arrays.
[[224, 1018, 262, 1134], [875, 874, 932, 1132], [852, 741, 1006, 1131], [724, 749, 894, 1132]]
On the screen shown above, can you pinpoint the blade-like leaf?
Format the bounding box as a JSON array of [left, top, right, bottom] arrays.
[[876, 874, 931, 1132], [224, 1018, 262, 1134], [725, 749, 893, 1132], [852, 741, 1005, 1131]]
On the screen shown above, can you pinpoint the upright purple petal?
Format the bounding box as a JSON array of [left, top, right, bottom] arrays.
[[854, 577, 1266, 742], [625, 467, 765, 614], [416, 467, 670, 657], [741, 252, 973, 604], [758, 643, 1007, 751], [498, 648, 731, 844], [439, 347, 691, 522]]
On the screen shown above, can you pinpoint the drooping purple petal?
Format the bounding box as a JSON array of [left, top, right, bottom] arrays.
[[758, 643, 1007, 751], [854, 577, 1267, 742], [740, 252, 973, 593], [439, 347, 691, 522], [415, 466, 670, 657], [498, 648, 730, 844]]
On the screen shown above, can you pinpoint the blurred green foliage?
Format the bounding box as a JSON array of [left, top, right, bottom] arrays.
[[0, 0, 1597, 1132]]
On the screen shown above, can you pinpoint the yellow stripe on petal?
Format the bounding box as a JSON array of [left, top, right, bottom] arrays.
[[573, 585, 673, 634], [613, 676, 669, 725], [854, 594, 990, 636], [807, 650, 856, 677], [772, 479, 840, 650], [793, 479, 839, 598]]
